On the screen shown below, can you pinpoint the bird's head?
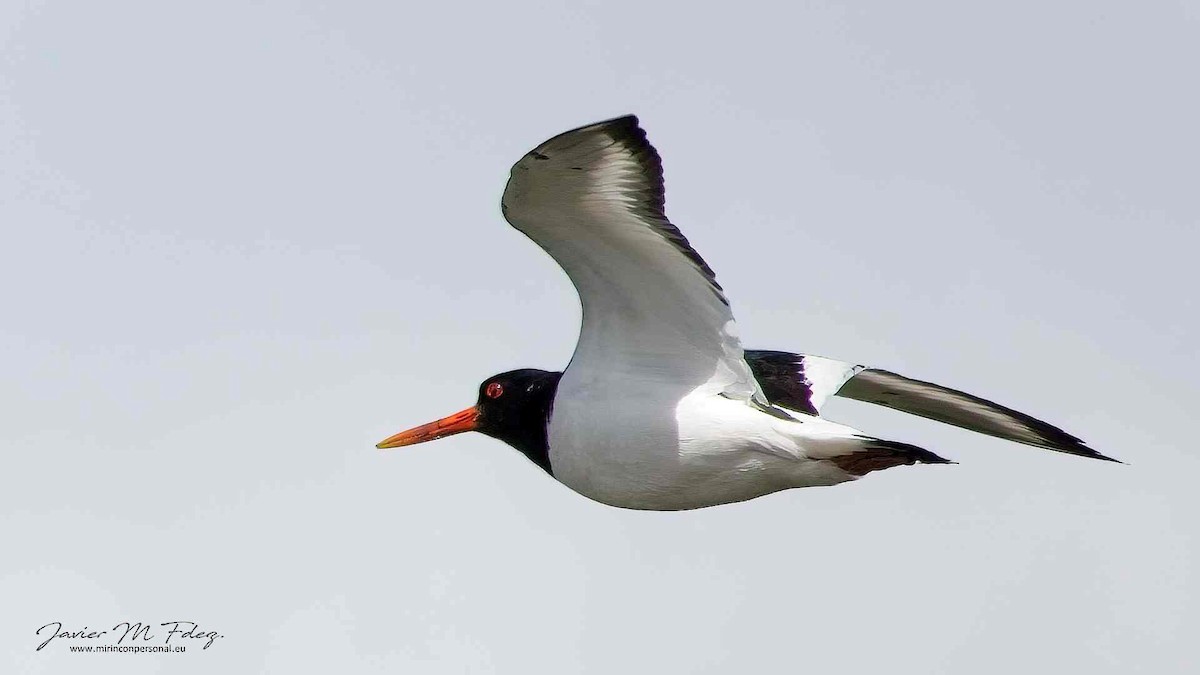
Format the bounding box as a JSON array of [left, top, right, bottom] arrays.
[[376, 369, 561, 472]]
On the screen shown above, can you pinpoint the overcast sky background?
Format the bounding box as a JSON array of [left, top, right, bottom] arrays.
[[2, 1, 1197, 673]]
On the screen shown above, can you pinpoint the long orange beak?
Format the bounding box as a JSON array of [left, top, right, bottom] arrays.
[[376, 406, 480, 449]]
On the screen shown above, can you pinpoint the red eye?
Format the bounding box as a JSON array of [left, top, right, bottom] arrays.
[[485, 383, 503, 399]]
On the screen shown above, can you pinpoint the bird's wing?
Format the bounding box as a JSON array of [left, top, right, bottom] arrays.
[[743, 350, 863, 415], [745, 350, 1117, 462], [502, 116, 762, 401]]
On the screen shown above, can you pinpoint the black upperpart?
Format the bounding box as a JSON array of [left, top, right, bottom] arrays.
[[474, 369, 562, 474], [743, 350, 820, 416]]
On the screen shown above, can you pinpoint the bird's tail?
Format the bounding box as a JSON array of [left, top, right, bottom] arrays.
[[828, 438, 953, 477]]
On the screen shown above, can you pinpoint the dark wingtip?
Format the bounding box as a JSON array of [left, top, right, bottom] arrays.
[[577, 114, 641, 138], [1076, 447, 1125, 464], [598, 113, 639, 128], [1050, 436, 1124, 464]]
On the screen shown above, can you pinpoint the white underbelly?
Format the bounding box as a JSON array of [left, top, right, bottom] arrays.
[[547, 383, 852, 510]]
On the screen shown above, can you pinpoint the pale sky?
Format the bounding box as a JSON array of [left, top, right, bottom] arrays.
[[2, 1, 1197, 673]]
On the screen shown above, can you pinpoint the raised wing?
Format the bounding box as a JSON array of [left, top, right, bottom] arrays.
[[502, 116, 761, 400], [745, 350, 1117, 462]]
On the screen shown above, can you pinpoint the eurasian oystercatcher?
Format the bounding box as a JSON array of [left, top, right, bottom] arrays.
[[377, 116, 1116, 510]]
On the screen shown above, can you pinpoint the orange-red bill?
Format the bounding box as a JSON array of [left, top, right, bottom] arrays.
[[376, 406, 480, 449]]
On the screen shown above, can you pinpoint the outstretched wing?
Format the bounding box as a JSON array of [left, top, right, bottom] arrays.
[[745, 350, 1117, 462], [502, 116, 762, 400]]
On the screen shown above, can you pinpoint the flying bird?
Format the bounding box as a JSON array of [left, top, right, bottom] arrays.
[[377, 116, 1116, 510]]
